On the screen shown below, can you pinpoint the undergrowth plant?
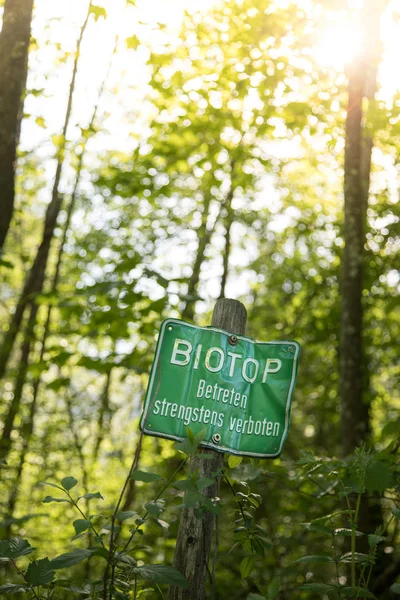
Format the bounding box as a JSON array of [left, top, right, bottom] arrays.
[[0, 429, 218, 599], [289, 446, 399, 599], [1, 442, 398, 599]]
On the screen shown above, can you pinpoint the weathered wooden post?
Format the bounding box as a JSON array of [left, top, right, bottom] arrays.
[[167, 298, 247, 600]]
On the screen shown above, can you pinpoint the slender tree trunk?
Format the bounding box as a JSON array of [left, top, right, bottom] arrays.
[[181, 196, 215, 321], [93, 370, 112, 461], [0, 1, 93, 382], [2, 29, 117, 523], [0, 0, 34, 251], [0, 301, 38, 460], [340, 0, 382, 456], [340, 0, 385, 570], [219, 177, 235, 299], [340, 56, 367, 455]]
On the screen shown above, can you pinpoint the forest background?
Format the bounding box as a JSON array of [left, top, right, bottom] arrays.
[[0, 0, 399, 598]]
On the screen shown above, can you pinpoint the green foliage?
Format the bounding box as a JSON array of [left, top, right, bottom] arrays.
[[130, 470, 162, 482], [50, 548, 97, 569], [89, 5, 107, 21], [25, 558, 55, 585], [228, 455, 243, 468], [0, 538, 35, 559], [134, 564, 189, 587], [0, 0, 399, 598]]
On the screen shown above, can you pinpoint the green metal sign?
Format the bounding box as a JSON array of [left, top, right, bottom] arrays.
[[140, 319, 301, 458]]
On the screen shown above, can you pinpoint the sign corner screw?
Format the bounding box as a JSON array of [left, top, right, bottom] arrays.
[[228, 334, 238, 346]]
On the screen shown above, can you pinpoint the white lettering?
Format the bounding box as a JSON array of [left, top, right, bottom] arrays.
[[262, 358, 282, 382], [171, 339, 192, 366], [227, 351, 242, 377], [197, 379, 205, 397], [205, 347, 224, 372], [242, 358, 259, 383], [194, 344, 202, 369]]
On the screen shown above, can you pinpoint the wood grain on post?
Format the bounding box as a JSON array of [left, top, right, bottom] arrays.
[[167, 298, 247, 600]]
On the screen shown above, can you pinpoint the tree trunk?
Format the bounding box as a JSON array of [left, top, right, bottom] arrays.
[[340, 57, 367, 455], [340, 0, 382, 456], [181, 196, 216, 322], [93, 370, 112, 461], [2, 26, 117, 525], [0, 301, 38, 460], [0, 0, 34, 251], [0, 1, 93, 382], [219, 185, 234, 299], [167, 298, 247, 600]]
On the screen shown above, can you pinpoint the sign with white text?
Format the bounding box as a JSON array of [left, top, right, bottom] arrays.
[[139, 319, 301, 458]]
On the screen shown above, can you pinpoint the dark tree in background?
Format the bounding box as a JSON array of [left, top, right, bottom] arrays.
[[340, 0, 383, 455], [0, 0, 34, 251]]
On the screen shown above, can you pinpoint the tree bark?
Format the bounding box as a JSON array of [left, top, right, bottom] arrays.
[[340, 58, 367, 454], [219, 190, 234, 299], [181, 196, 216, 322], [92, 370, 112, 461], [0, 0, 34, 251], [0, 301, 38, 460], [2, 26, 117, 526], [0, 1, 93, 382], [168, 298, 247, 600], [219, 161, 235, 299], [340, 0, 382, 456]]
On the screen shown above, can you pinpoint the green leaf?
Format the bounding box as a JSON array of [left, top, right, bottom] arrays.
[[174, 479, 196, 491], [61, 476, 78, 491], [0, 538, 35, 559], [312, 510, 352, 523], [126, 35, 140, 50], [42, 496, 71, 504], [338, 552, 372, 565], [89, 5, 107, 21], [196, 478, 215, 490], [0, 583, 31, 593], [26, 558, 55, 585], [267, 576, 280, 599], [50, 548, 95, 569], [292, 554, 333, 564], [135, 564, 188, 588], [240, 556, 255, 579], [187, 427, 195, 444], [117, 511, 137, 521], [73, 519, 91, 535], [392, 508, 400, 520], [368, 534, 385, 547], [78, 491, 103, 501], [334, 528, 364, 537], [365, 462, 393, 492], [35, 116, 46, 128], [90, 546, 110, 560], [303, 522, 332, 535], [39, 481, 64, 491], [228, 455, 243, 468], [391, 584, 400, 594], [299, 583, 338, 592], [145, 500, 165, 517], [156, 519, 170, 529], [247, 595, 265, 600], [131, 470, 162, 482]]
